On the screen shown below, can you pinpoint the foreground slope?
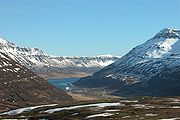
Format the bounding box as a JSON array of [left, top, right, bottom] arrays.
[[0, 52, 74, 111], [0, 38, 119, 77], [1, 97, 180, 120], [74, 28, 180, 96]]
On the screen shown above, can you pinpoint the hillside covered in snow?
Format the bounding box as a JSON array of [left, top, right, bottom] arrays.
[[74, 28, 180, 96], [0, 37, 119, 78]]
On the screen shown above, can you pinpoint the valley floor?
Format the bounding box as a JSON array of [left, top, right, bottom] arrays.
[[37, 72, 91, 79], [0, 96, 180, 120]]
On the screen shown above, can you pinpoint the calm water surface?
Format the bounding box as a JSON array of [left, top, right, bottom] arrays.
[[48, 78, 79, 90]]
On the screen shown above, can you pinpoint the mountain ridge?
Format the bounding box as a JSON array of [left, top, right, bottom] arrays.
[[0, 52, 74, 112], [73, 28, 180, 96], [0, 37, 119, 78]]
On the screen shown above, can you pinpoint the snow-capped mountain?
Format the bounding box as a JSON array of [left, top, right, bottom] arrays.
[[0, 37, 119, 78], [0, 52, 74, 111], [74, 28, 180, 96], [0, 37, 46, 66]]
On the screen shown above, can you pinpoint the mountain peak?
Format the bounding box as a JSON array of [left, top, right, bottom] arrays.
[[74, 28, 180, 96], [128, 28, 180, 59], [154, 28, 180, 39]]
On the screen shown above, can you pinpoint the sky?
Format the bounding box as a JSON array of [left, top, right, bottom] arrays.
[[0, 0, 180, 56]]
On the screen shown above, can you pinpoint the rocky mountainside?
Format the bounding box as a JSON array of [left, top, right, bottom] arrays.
[[0, 52, 74, 111], [0, 37, 119, 77], [74, 28, 180, 96]]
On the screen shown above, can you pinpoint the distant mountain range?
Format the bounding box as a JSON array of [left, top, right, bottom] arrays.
[[0, 37, 119, 78], [74, 28, 180, 96], [0, 52, 74, 112]]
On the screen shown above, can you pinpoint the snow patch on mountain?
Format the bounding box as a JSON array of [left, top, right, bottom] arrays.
[[0, 37, 8, 44], [97, 54, 120, 58], [114, 28, 180, 66], [74, 28, 180, 96], [146, 38, 179, 58], [0, 37, 119, 74]]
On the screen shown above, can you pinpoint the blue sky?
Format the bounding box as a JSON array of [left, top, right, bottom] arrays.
[[0, 0, 180, 56]]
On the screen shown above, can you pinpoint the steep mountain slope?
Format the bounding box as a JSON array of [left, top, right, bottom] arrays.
[[0, 37, 119, 77], [74, 28, 180, 96], [0, 52, 74, 111]]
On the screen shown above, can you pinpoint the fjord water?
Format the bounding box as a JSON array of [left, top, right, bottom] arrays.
[[48, 78, 79, 90]]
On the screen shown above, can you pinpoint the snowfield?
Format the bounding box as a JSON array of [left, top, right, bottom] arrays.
[[0, 37, 119, 74], [44, 102, 123, 114], [0, 104, 58, 115], [85, 113, 115, 119]]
